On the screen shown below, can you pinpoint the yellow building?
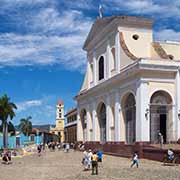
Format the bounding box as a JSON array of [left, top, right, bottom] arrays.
[[50, 99, 65, 142]]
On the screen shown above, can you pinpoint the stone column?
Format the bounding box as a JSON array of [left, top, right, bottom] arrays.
[[171, 105, 176, 142], [115, 31, 120, 72], [92, 102, 97, 141], [106, 41, 111, 79], [114, 91, 121, 142], [136, 80, 149, 142], [106, 95, 111, 141], [87, 60, 91, 89], [77, 108, 83, 142], [86, 107, 91, 141], [176, 69, 180, 139], [93, 50, 97, 86]]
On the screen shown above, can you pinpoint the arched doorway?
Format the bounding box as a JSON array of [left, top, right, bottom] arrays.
[[122, 93, 136, 144], [150, 91, 172, 143], [97, 103, 106, 143], [80, 109, 87, 142]]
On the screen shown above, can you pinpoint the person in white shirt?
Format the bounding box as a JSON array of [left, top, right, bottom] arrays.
[[167, 149, 174, 161], [82, 150, 88, 170], [65, 143, 70, 153], [87, 149, 93, 169], [131, 152, 139, 168]]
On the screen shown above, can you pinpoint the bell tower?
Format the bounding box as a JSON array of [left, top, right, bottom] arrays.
[[50, 99, 65, 142], [56, 100, 64, 128]]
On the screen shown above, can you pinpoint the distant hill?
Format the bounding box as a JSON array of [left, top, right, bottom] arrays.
[[15, 124, 55, 131], [33, 124, 54, 131]]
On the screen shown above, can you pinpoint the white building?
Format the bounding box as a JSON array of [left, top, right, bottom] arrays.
[[75, 16, 180, 150]]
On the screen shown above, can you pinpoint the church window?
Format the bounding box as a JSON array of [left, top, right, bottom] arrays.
[[98, 56, 104, 81]]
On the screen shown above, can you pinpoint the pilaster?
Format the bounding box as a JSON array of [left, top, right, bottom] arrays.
[[114, 91, 120, 141], [106, 95, 111, 141], [136, 80, 149, 142], [92, 102, 97, 141], [106, 41, 111, 79], [115, 31, 120, 72], [93, 50, 97, 86], [176, 69, 180, 139]]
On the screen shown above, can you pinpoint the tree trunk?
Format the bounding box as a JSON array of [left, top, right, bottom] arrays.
[[3, 121, 8, 148]]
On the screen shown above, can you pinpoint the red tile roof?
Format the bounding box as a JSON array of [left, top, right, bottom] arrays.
[[57, 99, 63, 105]]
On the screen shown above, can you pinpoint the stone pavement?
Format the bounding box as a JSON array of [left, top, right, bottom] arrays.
[[1, 149, 180, 180]]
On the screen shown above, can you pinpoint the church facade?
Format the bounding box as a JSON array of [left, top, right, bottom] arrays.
[[75, 16, 180, 149]]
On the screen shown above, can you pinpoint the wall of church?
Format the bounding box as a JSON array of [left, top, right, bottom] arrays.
[[148, 82, 175, 102], [120, 42, 135, 70], [120, 28, 153, 58], [161, 42, 180, 60]]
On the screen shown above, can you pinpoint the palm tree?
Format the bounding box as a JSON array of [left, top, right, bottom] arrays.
[[0, 94, 17, 148], [0, 121, 16, 136], [19, 116, 32, 136]]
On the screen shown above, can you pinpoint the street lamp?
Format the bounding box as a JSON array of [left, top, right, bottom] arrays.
[[178, 112, 180, 120], [145, 108, 149, 120]]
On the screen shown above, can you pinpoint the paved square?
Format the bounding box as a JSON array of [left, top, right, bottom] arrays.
[[1, 150, 180, 180]]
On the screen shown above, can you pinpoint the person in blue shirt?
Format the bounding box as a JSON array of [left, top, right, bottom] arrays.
[[97, 150, 103, 162]]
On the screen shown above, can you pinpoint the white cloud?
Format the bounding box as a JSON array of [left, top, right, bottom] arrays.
[[0, 7, 92, 71], [16, 100, 42, 112], [155, 29, 180, 42], [104, 0, 180, 18]]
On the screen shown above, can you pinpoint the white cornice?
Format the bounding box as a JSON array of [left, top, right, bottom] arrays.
[[75, 59, 180, 101]]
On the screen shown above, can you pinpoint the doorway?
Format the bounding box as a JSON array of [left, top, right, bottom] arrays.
[[160, 114, 166, 143]]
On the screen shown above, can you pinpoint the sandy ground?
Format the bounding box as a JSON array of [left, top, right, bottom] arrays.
[[1, 149, 180, 180]]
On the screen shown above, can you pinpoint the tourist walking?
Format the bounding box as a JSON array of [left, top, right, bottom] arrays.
[[37, 144, 42, 156], [91, 151, 98, 175], [97, 150, 103, 162], [87, 149, 93, 169], [130, 152, 139, 168], [82, 150, 89, 171], [73, 142, 78, 151], [65, 143, 70, 153]]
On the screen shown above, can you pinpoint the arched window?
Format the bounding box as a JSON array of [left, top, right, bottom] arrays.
[[98, 56, 104, 80]]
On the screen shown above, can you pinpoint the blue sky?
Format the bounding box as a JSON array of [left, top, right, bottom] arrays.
[[0, 0, 180, 125]]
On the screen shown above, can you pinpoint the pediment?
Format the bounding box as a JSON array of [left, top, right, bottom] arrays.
[[83, 15, 153, 51], [83, 16, 117, 50]]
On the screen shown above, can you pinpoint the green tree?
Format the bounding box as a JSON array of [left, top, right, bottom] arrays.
[[19, 116, 32, 136], [0, 94, 17, 148], [0, 121, 16, 136]]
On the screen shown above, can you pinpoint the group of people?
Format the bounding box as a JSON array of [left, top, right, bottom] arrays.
[[1, 151, 12, 165], [82, 149, 103, 175], [47, 141, 72, 152]]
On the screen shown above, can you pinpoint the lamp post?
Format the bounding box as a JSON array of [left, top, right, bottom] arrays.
[[145, 108, 149, 120], [178, 112, 180, 120]]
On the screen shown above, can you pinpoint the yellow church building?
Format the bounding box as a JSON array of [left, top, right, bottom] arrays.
[[50, 99, 65, 142]]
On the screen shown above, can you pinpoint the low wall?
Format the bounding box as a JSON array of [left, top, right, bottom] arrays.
[[82, 141, 180, 163]]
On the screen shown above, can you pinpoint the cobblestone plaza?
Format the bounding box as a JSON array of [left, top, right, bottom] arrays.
[[1, 150, 180, 180]]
